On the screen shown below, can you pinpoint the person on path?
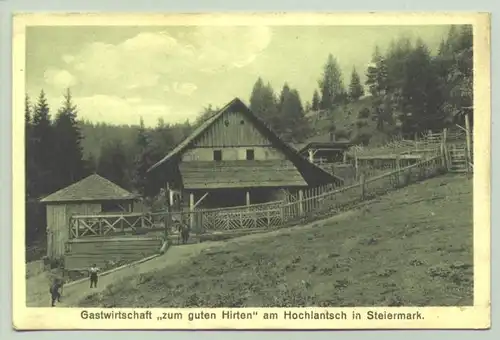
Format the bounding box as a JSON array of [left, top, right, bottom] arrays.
[[49, 279, 63, 307], [89, 264, 100, 288]]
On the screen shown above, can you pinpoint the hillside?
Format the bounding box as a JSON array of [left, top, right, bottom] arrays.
[[78, 174, 473, 308], [306, 96, 392, 146]]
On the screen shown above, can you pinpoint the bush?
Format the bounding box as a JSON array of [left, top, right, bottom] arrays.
[[352, 131, 372, 146], [335, 129, 351, 141], [355, 119, 368, 129], [358, 108, 371, 119], [43, 256, 65, 269]]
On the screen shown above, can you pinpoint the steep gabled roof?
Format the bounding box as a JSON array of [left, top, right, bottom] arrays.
[[40, 174, 137, 203], [147, 98, 344, 186]]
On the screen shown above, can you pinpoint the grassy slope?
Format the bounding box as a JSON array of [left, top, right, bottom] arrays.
[[79, 174, 473, 308], [308, 97, 376, 135]]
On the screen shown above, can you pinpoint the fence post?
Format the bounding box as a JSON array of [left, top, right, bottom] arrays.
[[464, 113, 472, 171], [395, 156, 401, 187], [189, 193, 195, 231], [354, 149, 359, 181], [442, 128, 450, 170], [360, 174, 366, 200], [298, 189, 304, 216], [164, 212, 169, 240]]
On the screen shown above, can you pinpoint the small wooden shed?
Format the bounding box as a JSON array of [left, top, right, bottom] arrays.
[[40, 174, 138, 259], [294, 133, 354, 164]]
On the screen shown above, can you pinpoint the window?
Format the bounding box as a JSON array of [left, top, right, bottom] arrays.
[[246, 149, 255, 160], [213, 150, 222, 161]]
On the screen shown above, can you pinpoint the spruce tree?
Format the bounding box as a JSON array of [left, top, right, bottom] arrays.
[[318, 54, 345, 110], [97, 139, 131, 190], [437, 25, 473, 126], [53, 88, 86, 189], [311, 89, 320, 111], [31, 90, 55, 196], [279, 85, 309, 142], [25, 94, 35, 198], [348, 67, 365, 101], [133, 117, 157, 197], [249, 77, 280, 132]]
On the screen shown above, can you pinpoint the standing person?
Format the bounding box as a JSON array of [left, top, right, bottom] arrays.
[[89, 264, 100, 288], [49, 279, 63, 307]]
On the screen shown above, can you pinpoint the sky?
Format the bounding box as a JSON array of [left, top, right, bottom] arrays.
[[26, 25, 451, 127]]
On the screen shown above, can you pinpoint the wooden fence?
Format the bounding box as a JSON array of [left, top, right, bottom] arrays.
[[69, 213, 156, 238], [69, 154, 446, 239], [347, 130, 444, 158]]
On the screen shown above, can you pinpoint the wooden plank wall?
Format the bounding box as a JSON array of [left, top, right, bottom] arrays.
[[46, 205, 67, 258], [64, 237, 163, 270], [47, 202, 102, 258], [194, 110, 270, 147]]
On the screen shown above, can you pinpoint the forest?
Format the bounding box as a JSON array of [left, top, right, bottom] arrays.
[[25, 25, 472, 250]]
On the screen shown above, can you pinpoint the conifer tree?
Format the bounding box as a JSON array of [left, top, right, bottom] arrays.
[[318, 54, 345, 110], [278, 85, 309, 142], [31, 90, 55, 196], [348, 67, 365, 101], [133, 117, 158, 197], [25, 94, 35, 198], [97, 139, 131, 190], [249, 77, 280, 131], [311, 89, 320, 111], [53, 88, 86, 189]]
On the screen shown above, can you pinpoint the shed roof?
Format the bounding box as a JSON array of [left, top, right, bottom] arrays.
[[296, 133, 354, 153], [40, 174, 137, 203], [148, 98, 344, 187], [179, 160, 307, 190]]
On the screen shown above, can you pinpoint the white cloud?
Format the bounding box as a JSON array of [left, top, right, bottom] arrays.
[[172, 82, 197, 96], [61, 27, 272, 94], [64, 94, 189, 127], [194, 26, 272, 72], [38, 27, 273, 125], [44, 68, 77, 88], [62, 54, 75, 64], [126, 97, 143, 104]]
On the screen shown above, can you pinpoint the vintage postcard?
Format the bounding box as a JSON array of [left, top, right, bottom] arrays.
[[12, 12, 490, 330]]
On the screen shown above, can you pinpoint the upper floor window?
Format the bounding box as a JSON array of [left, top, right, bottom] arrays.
[[246, 149, 255, 160], [213, 150, 222, 161]]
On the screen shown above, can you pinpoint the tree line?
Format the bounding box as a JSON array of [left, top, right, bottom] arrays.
[[363, 25, 473, 139], [25, 90, 192, 246], [247, 25, 472, 145]]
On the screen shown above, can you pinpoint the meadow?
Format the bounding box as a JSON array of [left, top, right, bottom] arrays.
[[78, 173, 473, 308]]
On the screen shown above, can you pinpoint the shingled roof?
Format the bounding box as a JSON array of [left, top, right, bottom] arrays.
[[147, 98, 344, 187], [40, 174, 137, 203]]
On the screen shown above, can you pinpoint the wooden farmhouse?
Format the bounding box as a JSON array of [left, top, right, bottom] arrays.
[[40, 174, 138, 258], [147, 98, 343, 212]]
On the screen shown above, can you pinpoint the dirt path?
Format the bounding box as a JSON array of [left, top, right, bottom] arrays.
[[26, 210, 358, 308], [26, 241, 225, 307]]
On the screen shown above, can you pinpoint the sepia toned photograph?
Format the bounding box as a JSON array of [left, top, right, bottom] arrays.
[[13, 12, 490, 330]]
